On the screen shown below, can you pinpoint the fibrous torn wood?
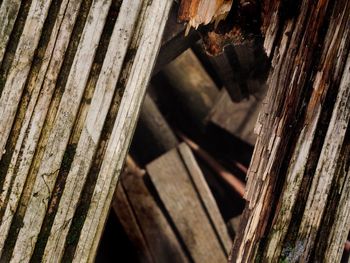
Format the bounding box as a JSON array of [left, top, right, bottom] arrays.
[[178, 0, 233, 33]]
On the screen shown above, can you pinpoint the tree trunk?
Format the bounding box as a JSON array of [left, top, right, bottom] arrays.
[[230, 0, 350, 262]]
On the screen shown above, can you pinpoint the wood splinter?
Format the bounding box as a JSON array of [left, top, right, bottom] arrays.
[[178, 0, 234, 34]]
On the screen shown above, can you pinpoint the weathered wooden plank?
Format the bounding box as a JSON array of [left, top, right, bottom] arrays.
[[147, 143, 229, 263], [0, 0, 173, 261], [73, 1, 173, 261], [177, 143, 232, 253], [231, 0, 350, 262], [41, 1, 142, 262], [160, 49, 219, 131], [0, 0, 21, 64], [0, 0, 82, 256], [130, 93, 178, 165], [8, 1, 113, 261], [0, 0, 53, 161], [296, 54, 350, 262], [120, 157, 189, 263], [208, 88, 264, 145], [113, 181, 154, 263]]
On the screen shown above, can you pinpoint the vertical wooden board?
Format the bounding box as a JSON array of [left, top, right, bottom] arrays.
[[231, 0, 350, 262], [0, 0, 53, 161], [177, 143, 232, 253], [0, 0, 173, 261], [122, 171, 189, 263], [9, 0, 113, 261], [0, 0, 82, 254], [0, 0, 21, 64], [146, 146, 228, 263], [113, 183, 154, 263], [297, 54, 350, 261], [72, 0, 173, 261], [41, 1, 142, 261]]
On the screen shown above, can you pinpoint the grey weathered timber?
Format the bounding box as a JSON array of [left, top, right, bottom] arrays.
[[0, 0, 172, 262], [160, 49, 219, 131], [114, 157, 189, 263], [231, 0, 350, 262], [147, 143, 231, 263], [208, 88, 265, 145], [130, 93, 179, 166]]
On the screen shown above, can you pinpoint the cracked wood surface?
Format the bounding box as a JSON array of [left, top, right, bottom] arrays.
[[178, 0, 233, 29], [0, 0, 172, 262], [231, 0, 350, 262]]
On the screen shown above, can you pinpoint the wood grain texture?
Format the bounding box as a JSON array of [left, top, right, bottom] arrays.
[[0, 0, 21, 64], [0, 0, 172, 262], [178, 0, 233, 29], [147, 143, 230, 263], [113, 183, 155, 263], [208, 89, 264, 145], [231, 0, 350, 262], [120, 161, 189, 263]]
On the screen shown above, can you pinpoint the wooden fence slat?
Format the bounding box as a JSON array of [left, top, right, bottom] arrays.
[[0, 0, 172, 261]]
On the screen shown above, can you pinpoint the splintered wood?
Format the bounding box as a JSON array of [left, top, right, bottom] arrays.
[[0, 0, 172, 262], [231, 0, 350, 262], [178, 0, 233, 30]]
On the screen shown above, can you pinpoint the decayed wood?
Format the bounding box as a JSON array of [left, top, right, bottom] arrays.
[[231, 0, 350, 262], [0, 0, 53, 161], [0, 0, 172, 262], [177, 143, 233, 253], [160, 49, 219, 131], [116, 156, 189, 263], [112, 183, 154, 263], [193, 39, 268, 102], [11, 1, 115, 261], [178, 0, 233, 30], [208, 89, 264, 145], [130, 93, 178, 166], [146, 143, 231, 263], [179, 132, 245, 197], [153, 3, 200, 74], [0, 0, 21, 64]]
